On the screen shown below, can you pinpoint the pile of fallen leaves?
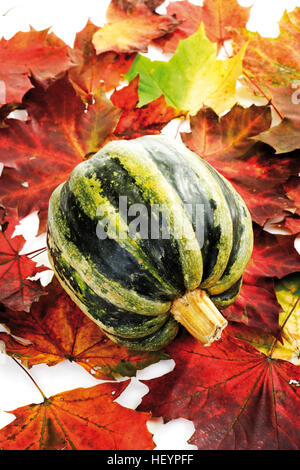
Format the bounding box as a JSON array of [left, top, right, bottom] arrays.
[[0, 0, 299, 450]]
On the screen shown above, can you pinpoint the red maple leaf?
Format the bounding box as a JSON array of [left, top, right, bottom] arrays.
[[0, 381, 154, 450], [181, 105, 299, 225], [224, 226, 300, 337], [285, 177, 300, 216], [246, 227, 300, 280], [111, 76, 182, 138], [153, 0, 203, 53], [92, 0, 179, 55], [154, 0, 250, 53], [138, 326, 300, 449], [0, 76, 121, 233], [69, 20, 136, 100], [0, 28, 74, 105], [201, 0, 251, 44], [0, 207, 46, 311], [0, 280, 167, 380]]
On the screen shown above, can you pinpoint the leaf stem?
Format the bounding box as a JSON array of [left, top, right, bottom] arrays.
[[221, 41, 284, 121], [242, 70, 284, 120], [25, 246, 47, 259], [11, 356, 47, 401]]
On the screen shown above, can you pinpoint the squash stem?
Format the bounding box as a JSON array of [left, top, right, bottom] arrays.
[[171, 289, 228, 346]]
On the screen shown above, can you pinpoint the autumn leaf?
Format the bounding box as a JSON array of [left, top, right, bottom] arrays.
[[279, 214, 300, 235], [0, 381, 154, 450], [223, 276, 281, 338], [154, 0, 250, 53], [125, 25, 245, 116], [181, 107, 299, 225], [232, 7, 300, 86], [0, 28, 74, 105], [245, 226, 300, 280], [234, 273, 300, 365], [181, 104, 272, 160], [0, 207, 46, 312], [254, 118, 300, 154], [138, 325, 300, 449], [285, 176, 300, 215], [92, 0, 178, 55], [252, 83, 300, 153], [223, 226, 300, 337], [0, 280, 167, 380], [153, 0, 203, 53], [110, 76, 182, 138], [114, 0, 165, 11], [201, 0, 250, 45], [0, 76, 121, 233], [69, 20, 135, 100], [264, 83, 300, 120]]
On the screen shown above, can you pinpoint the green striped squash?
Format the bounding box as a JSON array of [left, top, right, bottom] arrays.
[[47, 135, 253, 351]]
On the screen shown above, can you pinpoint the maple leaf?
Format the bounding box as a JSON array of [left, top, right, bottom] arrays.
[[0, 207, 46, 312], [245, 226, 300, 281], [182, 104, 272, 159], [0, 280, 167, 380], [69, 20, 135, 100], [0, 381, 154, 450], [252, 83, 300, 154], [181, 106, 300, 225], [223, 277, 282, 338], [113, 0, 165, 12], [234, 273, 300, 365], [92, 0, 178, 55], [279, 214, 300, 235], [0, 76, 121, 233], [285, 176, 300, 215], [154, 0, 250, 53], [138, 325, 300, 449], [223, 226, 300, 337], [254, 118, 300, 154], [0, 28, 74, 105], [126, 26, 245, 116], [201, 0, 251, 45], [153, 0, 203, 53], [110, 76, 182, 138], [232, 7, 300, 86]]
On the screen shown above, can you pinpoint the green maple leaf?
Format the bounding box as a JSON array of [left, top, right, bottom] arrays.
[[125, 24, 245, 116]]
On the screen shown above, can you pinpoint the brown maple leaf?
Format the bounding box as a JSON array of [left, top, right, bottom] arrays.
[[0, 381, 154, 450], [252, 83, 300, 154], [246, 226, 300, 281], [0, 280, 167, 380]]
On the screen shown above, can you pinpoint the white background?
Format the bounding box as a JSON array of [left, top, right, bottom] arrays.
[[0, 0, 299, 450]]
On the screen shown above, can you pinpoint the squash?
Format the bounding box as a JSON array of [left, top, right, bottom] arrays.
[[47, 135, 253, 351]]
